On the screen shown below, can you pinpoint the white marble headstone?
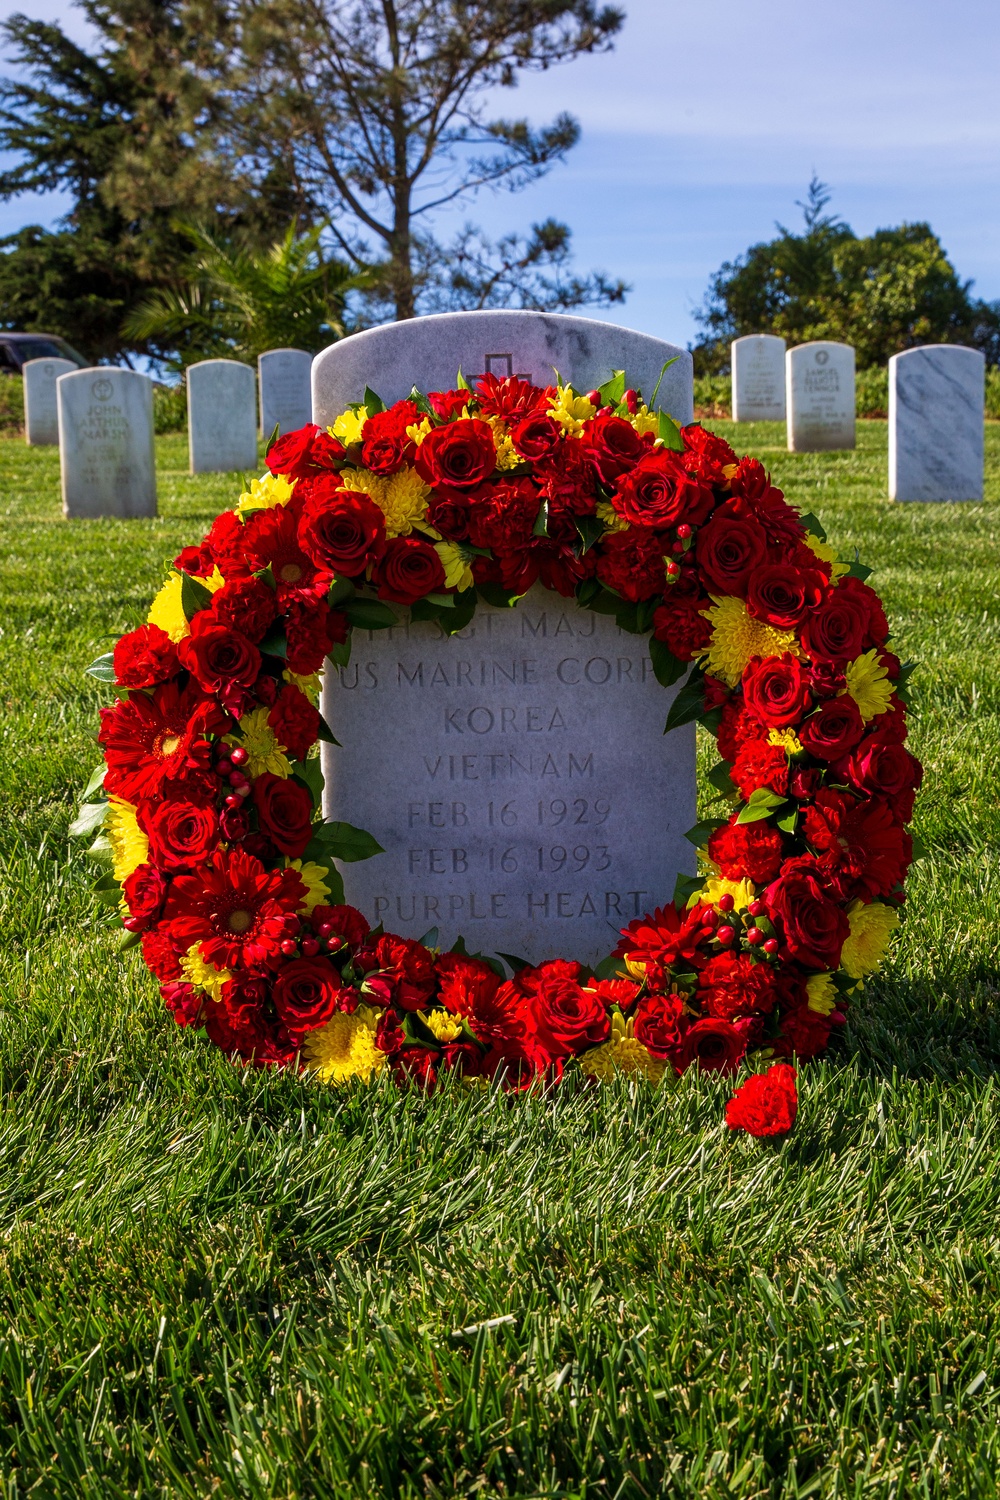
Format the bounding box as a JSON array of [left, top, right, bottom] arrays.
[[786, 341, 855, 452], [259, 348, 312, 437], [187, 359, 257, 474], [312, 310, 693, 426], [24, 357, 76, 446], [57, 368, 156, 519], [889, 345, 985, 502], [322, 587, 695, 965], [731, 334, 786, 421]]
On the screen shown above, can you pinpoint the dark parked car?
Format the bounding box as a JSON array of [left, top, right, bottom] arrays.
[[0, 333, 90, 372]]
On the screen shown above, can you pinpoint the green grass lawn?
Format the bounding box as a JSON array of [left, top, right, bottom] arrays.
[[2, 422, 1000, 1497]]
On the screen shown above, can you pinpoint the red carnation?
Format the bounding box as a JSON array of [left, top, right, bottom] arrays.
[[144, 800, 219, 871], [177, 613, 261, 696], [707, 820, 785, 884], [266, 423, 344, 478], [360, 400, 420, 474], [141, 926, 183, 981], [680, 423, 737, 486], [371, 536, 446, 604], [764, 869, 850, 969], [652, 595, 712, 662], [697, 951, 780, 1022], [252, 772, 314, 856], [742, 653, 812, 729], [435, 951, 502, 1016], [467, 478, 540, 551], [267, 683, 320, 763], [695, 508, 768, 595], [725, 1064, 798, 1137], [730, 739, 789, 800], [285, 600, 346, 676], [164, 848, 305, 970], [579, 412, 648, 483], [632, 990, 685, 1063], [414, 418, 497, 489], [113, 624, 179, 689], [595, 527, 667, 602], [210, 577, 278, 644], [272, 956, 342, 1039]]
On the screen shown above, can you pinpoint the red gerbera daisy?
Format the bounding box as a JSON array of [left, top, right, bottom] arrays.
[[99, 679, 228, 804], [474, 374, 555, 422], [213, 504, 331, 604], [164, 848, 306, 969]]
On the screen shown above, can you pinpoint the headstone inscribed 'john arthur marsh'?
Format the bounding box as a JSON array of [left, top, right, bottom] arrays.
[[315, 311, 695, 963], [24, 356, 75, 445], [322, 588, 695, 965], [889, 345, 985, 502], [187, 359, 257, 474], [58, 368, 156, 519], [731, 334, 786, 421], [786, 341, 855, 452], [258, 348, 311, 436]]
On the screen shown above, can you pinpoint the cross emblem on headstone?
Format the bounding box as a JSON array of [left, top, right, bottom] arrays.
[[471, 352, 533, 384]]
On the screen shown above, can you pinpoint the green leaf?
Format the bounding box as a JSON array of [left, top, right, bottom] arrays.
[[592, 952, 627, 981], [636, 598, 659, 634], [181, 572, 213, 622], [910, 834, 927, 861], [312, 820, 384, 862], [264, 422, 281, 458], [614, 600, 642, 635], [69, 801, 108, 838], [477, 583, 524, 610], [845, 559, 873, 581], [456, 369, 471, 391], [117, 929, 143, 953], [328, 636, 351, 669], [408, 386, 433, 416], [707, 760, 737, 795], [316, 712, 340, 746], [672, 871, 705, 907], [597, 370, 625, 406], [258, 626, 287, 658], [363, 385, 385, 418], [798, 511, 827, 542], [776, 806, 799, 834], [648, 635, 686, 689], [664, 671, 705, 733], [736, 788, 789, 825], [82, 764, 107, 802], [532, 499, 549, 537], [85, 651, 116, 684], [440, 588, 478, 636], [292, 756, 324, 806], [649, 356, 678, 408], [86, 833, 112, 863], [410, 597, 449, 623], [424, 592, 455, 608], [684, 818, 726, 847], [587, 587, 624, 617], [341, 597, 398, 631], [657, 409, 684, 452], [574, 513, 605, 555], [496, 950, 532, 974], [418, 927, 440, 949], [328, 575, 357, 607], [575, 578, 602, 608]]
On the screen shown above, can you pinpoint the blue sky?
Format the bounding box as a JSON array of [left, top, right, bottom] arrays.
[[2, 0, 998, 349]]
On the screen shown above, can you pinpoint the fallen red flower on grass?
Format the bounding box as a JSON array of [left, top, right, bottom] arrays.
[[725, 1063, 798, 1138]]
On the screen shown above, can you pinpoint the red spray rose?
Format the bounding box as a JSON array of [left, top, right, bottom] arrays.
[[725, 1064, 798, 1137], [113, 624, 179, 688], [511, 412, 563, 461], [415, 419, 497, 489], [632, 991, 686, 1064], [310, 903, 370, 950], [371, 536, 446, 604], [123, 863, 167, 928], [355, 933, 437, 1010], [272, 956, 342, 1039], [428, 389, 471, 420], [297, 484, 386, 575], [252, 772, 314, 856]]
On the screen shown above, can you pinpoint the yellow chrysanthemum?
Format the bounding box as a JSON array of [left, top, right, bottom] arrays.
[[331, 408, 366, 446], [843, 650, 894, 723], [148, 567, 224, 643], [302, 1004, 386, 1084], [722, 462, 739, 485], [806, 971, 839, 1015], [595, 499, 628, 533], [580, 1013, 667, 1083], [804, 533, 850, 580], [624, 956, 648, 982], [629, 404, 659, 437], [282, 669, 321, 705], [434, 541, 475, 592], [548, 385, 596, 435], [106, 797, 149, 883], [340, 467, 430, 537], [285, 860, 331, 912], [424, 1009, 463, 1043], [697, 596, 799, 688], [688, 875, 756, 913], [180, 942, 231, 1002], [229, 706, 292, 778], [405, 417, 433, 446], [237, 471, 296, 512], [768, 726, 804, 754], [840, 900, 900, 980]]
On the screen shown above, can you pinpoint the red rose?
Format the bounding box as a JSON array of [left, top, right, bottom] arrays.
[[800, 588, 868, 663], [730, 739, 789, 799], [272, 956, 342, 1039], [789, 766, 824, 801], [113, 624, 179, 688], [678, 1017, 749, 1075], [297, 483, 386, 575], [211, 578, 278, 643], [145, 800, 219, 871], [778, 1000, 836, 1060], [511, 412, 563, 461], [725, 1063, 798, 1136], [360, 400, 420, 474], [764, 870, 850, 968], [425, 491, 471, 540], [161, 980, 203, 1027], [742, 653, 812, 728], [174, 542, 215, 577], [371, 536, 446, 604], [798, 696, 864, 760], [252, 772, 314, 856], [355, 933, 436, 1010], [801, 790, 911, 899], [415, 418, 497, 489], [747, 563, 825, 629], [612, 451, 712, 529], [707, 820, 785, 884], [632, 990, 685, 1062], [698, 951, 780, 1021], [204, 979, 293, 1065], [266, 423, 344, 478], [652, 595, 712, 662], [311, 903, 370, 950], [695, 509, 768, 594], [123, 863, 167, 928], [285, 600, 346, 675], [579, 412, 648, 483], [525, 959, 608, 1060], [177, 614, 261, 695], [845, 735, 922, 812], [428, 389, 471, 420], [267, 683, 320, 762], [595, 527, 667, 602], [837, 575, 889, 646]]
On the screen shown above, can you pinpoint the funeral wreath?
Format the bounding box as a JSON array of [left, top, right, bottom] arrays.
[[77, 368, 920, 1115]]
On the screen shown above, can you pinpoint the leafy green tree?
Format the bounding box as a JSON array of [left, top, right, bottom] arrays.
[[694, 178, 992, 372]]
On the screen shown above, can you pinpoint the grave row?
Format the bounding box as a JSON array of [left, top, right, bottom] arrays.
[[731, 334, 985, 500]]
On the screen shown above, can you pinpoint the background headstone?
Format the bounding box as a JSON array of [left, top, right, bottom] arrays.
[[259, 348, 312, 436], [24, 357, 75, 445], [731, 334, 786, 421], [786, 341, 855, 451], [889, 345, 985, 502], [312, 310, 694, 427], [321, 586, 696, 966], [58, 368, 156, 519], [187, 359, 257, 474]]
